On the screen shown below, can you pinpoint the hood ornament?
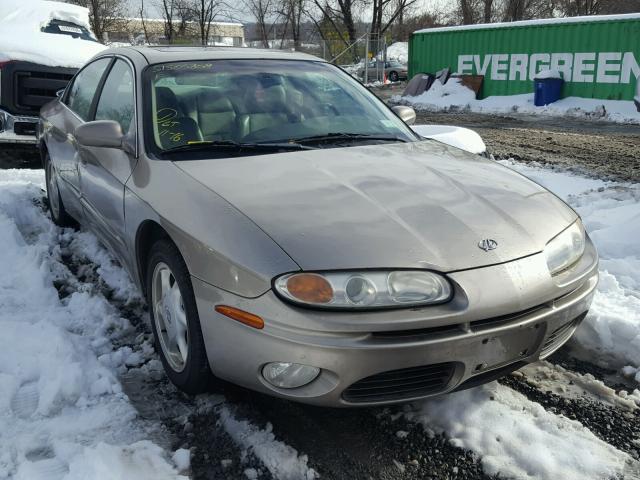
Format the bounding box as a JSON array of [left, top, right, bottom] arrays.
[[478, 239, 498, 252]]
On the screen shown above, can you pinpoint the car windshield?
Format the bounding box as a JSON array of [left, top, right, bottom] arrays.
[[144, 59, 418, 157]]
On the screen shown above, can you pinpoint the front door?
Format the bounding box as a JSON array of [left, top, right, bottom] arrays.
[[78, 58, 138, 264]]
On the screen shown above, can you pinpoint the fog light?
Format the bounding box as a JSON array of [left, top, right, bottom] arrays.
[[262, 362, 320, 389]]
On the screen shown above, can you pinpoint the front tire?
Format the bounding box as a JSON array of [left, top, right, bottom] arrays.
[[146, 239, 213, 394], [44, 153, 74, 227]]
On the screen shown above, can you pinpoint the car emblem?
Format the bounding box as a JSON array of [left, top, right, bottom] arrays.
[[478, 239, 498, 251]]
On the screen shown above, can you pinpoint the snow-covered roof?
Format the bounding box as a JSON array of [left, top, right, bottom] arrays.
[[414, 13, 640, 34], [0, 0, 106, 68], [125, 17, 244, 27]]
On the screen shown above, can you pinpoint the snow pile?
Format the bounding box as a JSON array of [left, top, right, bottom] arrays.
[[405, 382, 634, 480], [385, 42, 408, 64], [0, 169, 183, 479], [394, 78, 640, 124], [500, 160, 640, 370], [219, 406, 319, 480], [411, 124, 486, 154], [533, 69, 562, 80], [0, 0, 106, 67]]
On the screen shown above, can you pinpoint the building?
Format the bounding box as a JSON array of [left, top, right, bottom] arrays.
[[104, 18, 245, 46]]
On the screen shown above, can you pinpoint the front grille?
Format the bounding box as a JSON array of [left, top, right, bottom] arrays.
[[0, 61, 76, 116], [540, 312, 587, 358], [13, 121, 37, 136], [342, 362, 456, 403], [15, 70, 74, 113]]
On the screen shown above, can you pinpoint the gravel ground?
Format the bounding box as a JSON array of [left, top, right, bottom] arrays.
[[413, 111, 640, 182]]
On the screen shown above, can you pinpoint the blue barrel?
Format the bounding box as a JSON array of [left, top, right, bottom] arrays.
[[534, 78, 564, 106]]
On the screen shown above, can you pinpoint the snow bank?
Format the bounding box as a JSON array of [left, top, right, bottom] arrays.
[[219, 406, 318, 480], [411, 124, 486, 154], [0, 0, 106, 67], [405, 382, 634, 480], [500, 161, 640, 370], [0, 169, 183, 479], [394, 78, 640, 124], [385, 42, 408, 64]]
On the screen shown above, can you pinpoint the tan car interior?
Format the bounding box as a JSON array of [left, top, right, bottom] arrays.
[[153, 76, 307, 149]]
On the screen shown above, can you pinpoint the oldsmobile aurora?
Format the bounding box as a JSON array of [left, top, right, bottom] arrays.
[[39, 47, 598, 406]]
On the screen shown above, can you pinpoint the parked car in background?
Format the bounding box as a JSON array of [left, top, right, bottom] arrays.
[[40, 46, 597, 407], [0, 0, 105, 144], [358, 60, 408, 82]]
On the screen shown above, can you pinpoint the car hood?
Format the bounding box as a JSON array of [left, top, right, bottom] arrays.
[[175, 141, 576, 272]]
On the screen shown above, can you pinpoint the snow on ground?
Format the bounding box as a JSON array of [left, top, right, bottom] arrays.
[[393, 77, 640, 124], [0, 0, 106, 67], [404, 382, 636, 480], [0, 169, 183, 479], [218, 405, 319, 480], [501, 160, 640, 371], [516, 362, 640, 411]]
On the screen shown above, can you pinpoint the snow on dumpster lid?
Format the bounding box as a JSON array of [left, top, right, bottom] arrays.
[[533, 69, 562, 80], [414, 13, 640, 34], [0, 0, 106, 68]]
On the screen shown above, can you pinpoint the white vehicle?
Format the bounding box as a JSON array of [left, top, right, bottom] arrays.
[[0, 0, 105, 143]]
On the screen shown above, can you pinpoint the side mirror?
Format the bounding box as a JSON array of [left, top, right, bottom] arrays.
[[75, 120, 124, 149], [391, 105, 416, 125]]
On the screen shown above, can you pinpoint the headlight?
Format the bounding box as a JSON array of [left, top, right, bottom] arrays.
[[274, 270, 451, 309], [544, 220, 586, 276]]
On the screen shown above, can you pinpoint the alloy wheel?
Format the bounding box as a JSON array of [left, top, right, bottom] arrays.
[[151, 262, 190, 372]]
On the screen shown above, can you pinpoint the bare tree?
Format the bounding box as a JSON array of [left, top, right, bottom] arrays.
[[138, 0, 150, 44], [501, 0, 556, 21], [187, 0, 226, 45], [370, 0, 418, 36], [557, 0, 601, 15], [244, 0, 276, 47], [158, 0, 177, 42], [67, 0, 128, 42], [279, 0, 306, 48], [313, 0, 358, 47]]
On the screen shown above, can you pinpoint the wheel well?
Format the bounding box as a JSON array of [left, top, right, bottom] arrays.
[[136, 220, 172, 297]]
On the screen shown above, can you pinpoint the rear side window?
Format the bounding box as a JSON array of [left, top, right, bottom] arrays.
[[65, 58, 111, 121], [95, 59, 135, 133]]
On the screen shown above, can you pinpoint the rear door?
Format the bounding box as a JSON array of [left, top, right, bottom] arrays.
[[78, 57, 138, 264], [49, 57, 111, 219]]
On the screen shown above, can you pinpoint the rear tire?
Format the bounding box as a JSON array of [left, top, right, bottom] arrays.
[[44, 153, 74, 227], [146, 238, 214, 394], [389, 71, 399, 82]]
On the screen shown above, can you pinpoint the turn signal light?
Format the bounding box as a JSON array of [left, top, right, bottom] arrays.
[[283, 273, 334, 304], [215, 305, 264, 329]]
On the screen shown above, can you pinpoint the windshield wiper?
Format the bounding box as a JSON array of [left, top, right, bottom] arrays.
[[281, 132, 409, 145], [162, 140, 315, 154]]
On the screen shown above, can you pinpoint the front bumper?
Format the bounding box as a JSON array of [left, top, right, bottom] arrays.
[[193, 240, 598, 407], [0, 109, 38, 144]]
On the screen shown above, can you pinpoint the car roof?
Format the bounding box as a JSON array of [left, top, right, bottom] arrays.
[[99, 46, 324, 65]]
